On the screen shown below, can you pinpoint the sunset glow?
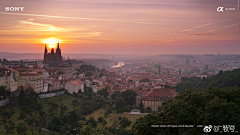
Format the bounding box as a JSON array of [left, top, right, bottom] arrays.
[[0, 0, 239, 54], [44, 38, 58, 44]]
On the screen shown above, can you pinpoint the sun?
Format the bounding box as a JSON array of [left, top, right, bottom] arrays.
[[44, 38, 59, 48], [45, 38, 58, 44], [49, 44, 55, 48]]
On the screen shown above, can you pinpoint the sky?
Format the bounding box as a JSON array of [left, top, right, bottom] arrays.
[[0, 0, 239, 54]]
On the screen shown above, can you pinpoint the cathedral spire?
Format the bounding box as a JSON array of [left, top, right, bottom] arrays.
[[57, 41, 59, 48], [44, 44, 47, 54]]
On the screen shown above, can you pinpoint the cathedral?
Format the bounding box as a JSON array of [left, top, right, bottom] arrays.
[[43, 42, 62, 63]]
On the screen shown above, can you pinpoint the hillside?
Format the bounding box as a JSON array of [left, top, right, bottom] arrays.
[[176, 68, 240, 92]]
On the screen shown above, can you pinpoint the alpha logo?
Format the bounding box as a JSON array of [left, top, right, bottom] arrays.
[[217, 6, 224, 12]]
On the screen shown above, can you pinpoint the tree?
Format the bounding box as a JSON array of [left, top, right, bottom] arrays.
[[19, 87, 25, 106], [115, 97, 125, 110], [99, 72, 104, 78], [145, 107, 152, 113], [68, 111, 79, 129], [1, 117, 7, 125], [4, 120, 15, 133], [98, 117, 103, 123], [19, 112, 26, 119], [103, 88, 109, 98], [140, 78, 150, 83], [128, 80, 133, 82], [139, 100, 145, 113], [120, 90, 137, 106], [16, 123, 27, 135], [85, 72, 93, 77], [103, 120, 107, 127], [2, 109, 12, 119], [111, 94, 116, 100], [157, 106, 162, 112], [86, 116, 97, 128], [0, 86, 7, 97], [117, 117, 122, 121], [115, 91, 120, 97], [119, 117, 132, 128], [133, 87, 240, 135], [112, 119, 119, 127]]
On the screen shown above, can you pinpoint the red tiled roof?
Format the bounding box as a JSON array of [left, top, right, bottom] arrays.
[[18, 85, 32, 90], [71, 80, 79, 86], [33, 64, 41, 69]]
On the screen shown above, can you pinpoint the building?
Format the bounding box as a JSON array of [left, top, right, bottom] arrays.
[[6, 70, 18, 92], [48, 61, 75, 76], [43, 42, 62, 64], [19, 72, 43, 93], [65, 80, 80, 94], [0, 74, 6, 87], [43, 81, 48, 92], [130, 109, 141, 114], [140, 89, 177, 111]]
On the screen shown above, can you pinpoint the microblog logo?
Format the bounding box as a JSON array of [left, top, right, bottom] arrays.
[[217, 6, 224, 12], [203, 125, 212, 133]]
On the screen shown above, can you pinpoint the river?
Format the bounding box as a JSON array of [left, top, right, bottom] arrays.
[[112, 62, 125, 68]]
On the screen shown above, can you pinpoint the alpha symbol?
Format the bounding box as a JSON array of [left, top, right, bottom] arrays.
[[217, 6, 224, 12]]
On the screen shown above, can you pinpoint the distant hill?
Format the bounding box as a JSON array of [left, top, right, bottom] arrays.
[[176, 68, 240, 92]]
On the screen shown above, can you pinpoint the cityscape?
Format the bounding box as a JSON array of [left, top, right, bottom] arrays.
[[0, 0, 240, 135]]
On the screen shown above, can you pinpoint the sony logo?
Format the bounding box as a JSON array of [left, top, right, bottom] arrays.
[[5, 7, 24, 11]]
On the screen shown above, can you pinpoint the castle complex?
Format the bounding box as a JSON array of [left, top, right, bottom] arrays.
[[43, 42, 62, 63], [42, 42, 75, 75]]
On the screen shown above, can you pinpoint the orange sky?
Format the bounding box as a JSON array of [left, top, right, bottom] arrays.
[[0, 0, 239, 54]]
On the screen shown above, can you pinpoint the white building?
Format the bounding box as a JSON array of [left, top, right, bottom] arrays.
[[43, 82, 48, 92], [65, 80, 80, 94]]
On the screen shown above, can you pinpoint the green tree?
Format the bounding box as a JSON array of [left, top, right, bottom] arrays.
[[103, 88, 109, 98], [119, 117, 132, 128], [145, 107, 152, 113], [140, 78, 150, 83], [4, 120, 15, 133], [99, 72, 104, 78], [120, 90, 137, 106], [133, 87, 240, 135], [16, 123, 27, 135], [68, 111, 79, 129], [139, 100, 145, 113], [111, 94, 116, 100], [98, 117, 103, 123], [86, 116, 97, 128], [0, 86, 7, 97], [115, 97, 125, 110], [1, 117, 7, 125], [103, 120, 107, 127], [112, 119, 119, 127], [128, 80, 133, 82], [19, 112, 26, 119], [115, 91, 120, 97], [85, 72, 93, 77], [157, 106, 162, 112]]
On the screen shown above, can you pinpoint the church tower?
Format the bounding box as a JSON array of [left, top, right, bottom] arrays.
[[56, 41, 61, 55], [43, 42, 63, 64], [44, 44, 47, 54]]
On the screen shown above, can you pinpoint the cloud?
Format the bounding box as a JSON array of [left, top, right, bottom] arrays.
[[18, 20, 70, 32], [0, 12, 158, 25], [179, 22, 214, 32], [189, 33, 217, 36]]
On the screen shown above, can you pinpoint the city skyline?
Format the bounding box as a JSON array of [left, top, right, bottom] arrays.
[[0, 0, 239, 54]]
